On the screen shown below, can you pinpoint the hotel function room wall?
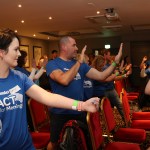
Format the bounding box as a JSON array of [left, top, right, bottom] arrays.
[[19, 36, 50, 70], [19, 33, 150, 89]]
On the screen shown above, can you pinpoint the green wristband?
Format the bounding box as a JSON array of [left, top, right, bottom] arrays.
[[122, 74, 126, 78], [72, 100, 79, 110], [112, 61, 117, 67], [115, 72, 119, 76]]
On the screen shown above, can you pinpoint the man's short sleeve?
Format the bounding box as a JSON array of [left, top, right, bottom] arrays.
[[46, 60, 59, 76]]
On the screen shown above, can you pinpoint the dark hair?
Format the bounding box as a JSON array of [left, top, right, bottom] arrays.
[[17, 50, 27, 67], [0, 29, 20, 53], [123, 55, 128, 66], [100, 49, 110, 56], [52, 50, 58, 54]]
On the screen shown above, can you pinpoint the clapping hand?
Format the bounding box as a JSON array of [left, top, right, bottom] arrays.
[[78, 45, 87, 63], [115, 43, 123, 64], [32, 59, 37, 69]]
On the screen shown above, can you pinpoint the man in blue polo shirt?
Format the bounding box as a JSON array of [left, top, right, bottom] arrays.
[[46, 36, 123, 150]]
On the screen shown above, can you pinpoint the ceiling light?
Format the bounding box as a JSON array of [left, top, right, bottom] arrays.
[[48, 37, 50, 39], [49, 16, 52, 20], [21, 20, 24, 23], [105, 44, 111, 49], [18, 4, 22, 8], [97, 11, 100, 14], [33, 34, 36, 37], [14, 30, 18, 33]]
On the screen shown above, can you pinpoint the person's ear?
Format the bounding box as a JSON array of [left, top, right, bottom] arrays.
[[62, 44, 67, 52]]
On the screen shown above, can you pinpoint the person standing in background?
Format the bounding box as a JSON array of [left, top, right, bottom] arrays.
[[38, 55, 51, 90], [46, 36, 123, 150], [50, 50, 58, 60], [139, 56, 150, 109], [99, 49, 125, 121]]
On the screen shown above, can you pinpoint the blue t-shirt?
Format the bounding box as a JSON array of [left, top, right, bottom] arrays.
[[46, 57, 91, 114], [93, 80, 106, 97], [0, 69, 35, 150], [93, 63, 114, 97], [15, 66, 40, 85], [102, 63, 114, 90], [15, 66, 30, 76], [83, 77, 93, 100]]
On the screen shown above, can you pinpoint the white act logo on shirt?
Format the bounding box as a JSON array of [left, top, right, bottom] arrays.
[[74, 73, 81, 80], [84, 80, 92, 88], [0, 85, 23, 112], [9, 85, 21, 94]]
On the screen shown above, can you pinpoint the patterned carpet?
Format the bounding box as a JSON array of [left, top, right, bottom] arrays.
[[100, 105, 150, 150]]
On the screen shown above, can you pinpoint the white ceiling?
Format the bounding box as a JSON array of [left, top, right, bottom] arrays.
[[1, 0, 150, 40]]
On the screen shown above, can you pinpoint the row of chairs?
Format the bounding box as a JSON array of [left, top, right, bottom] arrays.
[[114, 79, 139, 110], [87, 75, 150, 150], [86, 79, 150, 149], [87, 113, 141, 150], [28, 79, 150, 149], [115, 79, 150, 130]]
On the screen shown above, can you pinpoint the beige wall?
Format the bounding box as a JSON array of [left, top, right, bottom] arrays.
[[48, 36, 122, 56], [19, 36, 50, 70], [19, 33, 150, 70]]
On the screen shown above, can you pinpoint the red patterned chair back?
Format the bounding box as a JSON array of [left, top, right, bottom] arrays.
[[86, 111, 103, 150], [28, 99, 50, 132], [120, 89, 131, 127], [101, 97, 116, 134], [86, 109, 142, 150]]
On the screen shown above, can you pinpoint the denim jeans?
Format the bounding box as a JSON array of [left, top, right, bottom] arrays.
[[104, 88, 124, 120]]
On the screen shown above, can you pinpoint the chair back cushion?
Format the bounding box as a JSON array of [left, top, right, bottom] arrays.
[[114, 80, 123, 96], [28, 99, 50, 131], [120, 90, 130, 123], [87, 112, 103, 150], [101, 98, 116, 132]]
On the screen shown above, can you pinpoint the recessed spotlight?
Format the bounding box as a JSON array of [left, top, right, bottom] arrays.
[[33, 34, 36, 37], [49, 16, 52, 20], [97, 11, 100, 14], [14, 30, 18, 33], [21, 20, 24, 23], [18, 4, 22, 8]]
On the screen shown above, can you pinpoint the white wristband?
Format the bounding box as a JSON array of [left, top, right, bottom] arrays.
[[72, 106, 77, 110]]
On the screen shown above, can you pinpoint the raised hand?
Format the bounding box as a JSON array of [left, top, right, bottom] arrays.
[[125, 64, 132, 71], [41, 57, 48, 68], [32, 59, 37, 68], [115, 43, 123, 64], [78, 45, 87, 63], [143, 56, 147, 62]]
